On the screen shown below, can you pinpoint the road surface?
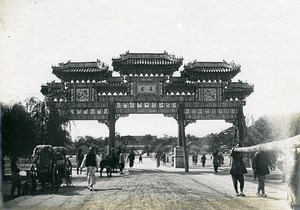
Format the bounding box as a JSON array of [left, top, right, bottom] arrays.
[[2, 157, 290, 210]]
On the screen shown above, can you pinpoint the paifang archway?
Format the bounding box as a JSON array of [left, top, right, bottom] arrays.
[[41, 51, 254, 172]]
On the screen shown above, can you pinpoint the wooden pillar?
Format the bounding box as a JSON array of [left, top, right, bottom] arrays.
[[108, 102, 116, 152], [237, 101, 246, 143], [178, 103, 189, 172], [178, 118, 183, 147]]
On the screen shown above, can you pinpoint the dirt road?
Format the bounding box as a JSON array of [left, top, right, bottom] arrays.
[[3, 157, 290, 210]]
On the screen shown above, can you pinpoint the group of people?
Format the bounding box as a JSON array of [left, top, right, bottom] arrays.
[[76, 148, 137, 191], [229, 143, 275, 197], [155, 150, 167, 167], [8, 144, 281, 197]]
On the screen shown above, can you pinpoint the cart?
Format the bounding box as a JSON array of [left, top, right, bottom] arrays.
[[28, 145, 72, 194]]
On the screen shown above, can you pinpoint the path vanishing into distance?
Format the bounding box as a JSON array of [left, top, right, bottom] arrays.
[[3, 157, 290, 210]]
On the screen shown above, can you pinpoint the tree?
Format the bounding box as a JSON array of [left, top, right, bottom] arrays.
[[289, 113, 300, 137], [1, 97, 72, 157], [44, 105, 71, 146], [25, 97, 47, 144], [245, 116, 275, 146], [2, 103, 38, 156]]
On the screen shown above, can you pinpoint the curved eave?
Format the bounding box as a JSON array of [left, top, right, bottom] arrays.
[[182, 68, 240, 82], [52, 69, 111, 82], [40, 83, 65, 97], [113, 66, 178, 76], [224, 84, 254, 99], [112, 60, 182, 67]]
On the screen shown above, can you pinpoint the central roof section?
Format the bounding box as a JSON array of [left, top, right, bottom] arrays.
[[112, 51, 183, 76]]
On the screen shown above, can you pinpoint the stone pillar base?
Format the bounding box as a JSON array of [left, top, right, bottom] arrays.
[[174, 146, 186, 168]]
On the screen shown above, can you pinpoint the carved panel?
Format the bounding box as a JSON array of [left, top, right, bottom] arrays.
[[70, 88, 75, 102], [76, 88, 89, 102], [203, 88, 217, 101], [137, 82, 158, 95], [129, 102, 135, 108], [91, 88, 95, 102], [137, 103, 143, 108]]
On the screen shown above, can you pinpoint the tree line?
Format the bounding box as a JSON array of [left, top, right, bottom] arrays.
[[1, 97, 71, 157], [1, 97, 299, 157]]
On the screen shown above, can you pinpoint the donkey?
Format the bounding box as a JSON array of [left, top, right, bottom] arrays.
[[99, 153, 119, 177]]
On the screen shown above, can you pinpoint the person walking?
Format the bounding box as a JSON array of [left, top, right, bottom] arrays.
[[252, 150, 275, 197], [155, 150, 161, 167], [218, 153, 224, 166], [128, 150, 135, 168], [161, 153, 166, 166], [229, 143, 247, 197], [212, 149, 219, 173], [10, 156, 21, 196], [76, 148, 84, 175], [119, 150, 125, 174], [201, 154, 206, 167], [81, 147, 98, 191], [194, 154, 198, 165], [192, 153, 196, 165], [139, 154, 143, 163]]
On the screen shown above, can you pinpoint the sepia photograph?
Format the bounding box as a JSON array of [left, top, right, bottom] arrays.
[[1, 0, 300, 209]]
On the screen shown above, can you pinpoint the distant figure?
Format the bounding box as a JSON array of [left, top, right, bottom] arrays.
[[81, 147, 98, 191], [252, 150, 275, 197], [10, 156, 21, 196], [155, 150, 161, 167], [119, 150, 125, 174], [128, 150, 135, 167], [192, 154, 198, 165], [139, 154, 143, 163], [161, 153, 166, 165], [230, 143, 247, 197], [76, 148, 84, 175], [218, 153, 224, 166], [212, 149, 219, 173], [192, 153, 195, 165], [201, 154, 206, 167]]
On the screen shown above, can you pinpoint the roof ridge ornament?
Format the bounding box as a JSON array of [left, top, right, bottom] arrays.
[[97, 59, 108, 69]]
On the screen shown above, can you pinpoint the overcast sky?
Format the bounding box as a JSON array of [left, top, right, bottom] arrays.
[[1, 0, 299, 139]]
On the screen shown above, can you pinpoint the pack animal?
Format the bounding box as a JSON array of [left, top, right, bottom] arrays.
[[99, 154, 119, 177]]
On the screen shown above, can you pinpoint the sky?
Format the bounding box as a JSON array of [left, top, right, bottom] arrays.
[[1, 0, 300, 140]]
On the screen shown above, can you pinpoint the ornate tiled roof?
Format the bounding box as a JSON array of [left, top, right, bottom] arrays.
[[224, 81, 254, 100], [52, 60, 110, 82], [112, 51, 183, 76], [165, 77, 196, 94], [40, 82, 67, 101], [182, 60, 241, 82], [113, 51, 183, 65]]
